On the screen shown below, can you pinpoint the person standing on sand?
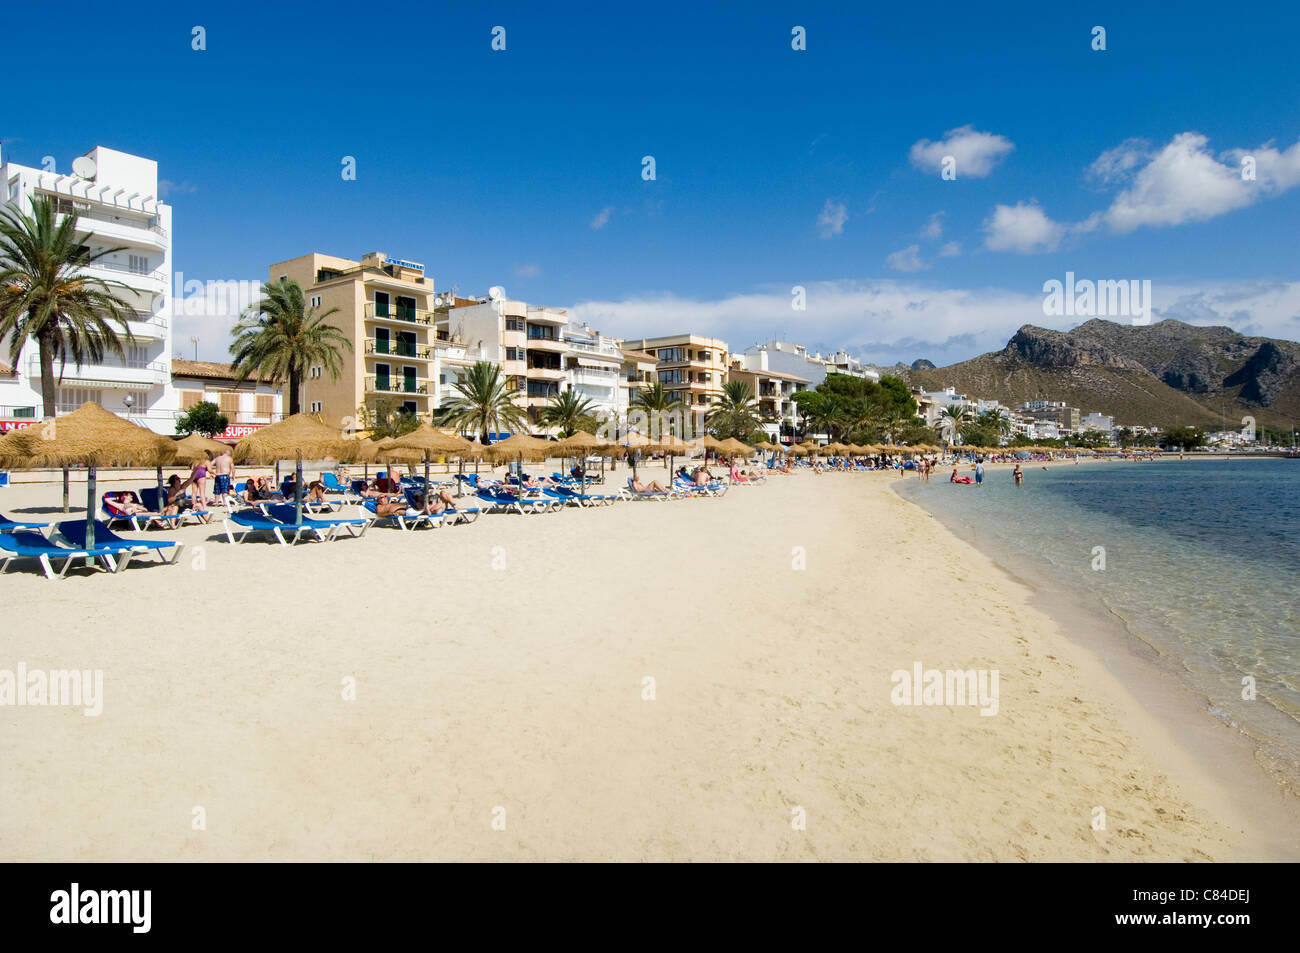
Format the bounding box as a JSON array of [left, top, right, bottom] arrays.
[[212, 447, 234, 503], [1013, 464, 1023, 485], [975, 458, 985, 485]]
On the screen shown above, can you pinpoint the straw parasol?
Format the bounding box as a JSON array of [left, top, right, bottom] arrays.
[[484, 433, 552, 488], [554, 430, 604, 491], [787, 444, 808, 456], [389, 424, 475, 492], [719, 437, 752, 459], [0, 402, 178, 556], [234, 413, 349, 524], [172, 432, 232, 464]]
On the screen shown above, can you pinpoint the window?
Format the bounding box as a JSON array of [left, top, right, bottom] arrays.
[[180, 389, 203, 410], [373, 291, 390, 317], [255, 395, 274, 417], [310, 401, 322, 413], [310, 295, 321, 308], [309, 365, 323, 379], [128, 254, 149, 274], [505, 317, 524, 332], [505, 347, 524, 361], [279, 274, 287, 283], [218, 392, 240, 415], [57, 387, 104, 414], [658, 369, 683, 384], [658, 347, 683, 362]]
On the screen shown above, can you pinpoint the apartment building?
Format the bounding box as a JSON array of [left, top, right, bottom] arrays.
[[727, 362, 810, 440], [740, 340, 880, 391], [624, 333, 729, 411], [171, 361, 284, 440], [559, 321, 623, 419], [618, 347, 659, 417], [266, 252, 456, 428], [0, 146, 178, 432], [1017, 400, 1082, 434]]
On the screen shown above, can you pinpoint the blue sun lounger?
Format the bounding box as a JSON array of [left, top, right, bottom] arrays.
[[545, 486, 616, 507], [0, 530, 121, 578], [57, 520, 184, 566], [360, 498, 442, 531], [625, 477, 679, 500], [476, 488, 553, 515], [0, 511, 50, 533], [261, 504, 371, 540], [223, 510, 323, 546]]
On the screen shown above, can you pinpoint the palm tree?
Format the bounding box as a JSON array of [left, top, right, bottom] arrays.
[[979, 408, 1012, 437], [540, 386, 598, 437], [706, 380, 761, 440], [0, 195, 138, 419], [436, 360, 529, 444], [631, 380, 678, 435], [230, 278, 351, 415], [938, 406, 971, 445]]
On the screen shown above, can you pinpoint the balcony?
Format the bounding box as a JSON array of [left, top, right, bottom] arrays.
[[363, 302, 435, 325], [82, 259, 167, 289], [31, 355, 168, 386], [525, 336, 566, 353], [526, 365, 565, 381], [364, 376, 430, 396], [365, 340, 433, 360]]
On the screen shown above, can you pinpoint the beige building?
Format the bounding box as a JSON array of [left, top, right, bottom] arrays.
[[266, 251, 454, 428], [623, 334, 730, 411]]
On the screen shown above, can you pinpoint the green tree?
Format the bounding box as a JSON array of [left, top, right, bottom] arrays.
[[231, 277, 352, 415], [175, 400, 229, 437], [367, 397, 421, 439], [540, 386, 598, 437], [706, 380, 761, 439], [1160, 426, 1207, 450], [436, 360, 529, 443], [0, 195, 138, 419]]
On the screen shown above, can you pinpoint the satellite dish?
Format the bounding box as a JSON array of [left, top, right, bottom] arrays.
[[71, 156, 96, 179], [487, 286, 506, 301]]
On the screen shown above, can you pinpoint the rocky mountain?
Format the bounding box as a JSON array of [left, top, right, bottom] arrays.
[[903, 319, 1300, 430]]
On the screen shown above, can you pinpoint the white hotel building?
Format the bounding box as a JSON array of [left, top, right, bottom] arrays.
[[0, 145, 178, 433]]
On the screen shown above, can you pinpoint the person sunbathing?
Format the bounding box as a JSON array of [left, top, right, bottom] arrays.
[[110, 492, 149, 515], [631, 477, 668, 493], [422, 489, 459, 515], [374, 494, 409, 518]]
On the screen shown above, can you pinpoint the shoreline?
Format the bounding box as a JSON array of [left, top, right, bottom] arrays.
[[890, 468, 1300, 861]]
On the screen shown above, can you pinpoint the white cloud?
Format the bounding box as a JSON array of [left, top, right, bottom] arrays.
[[513, 263, 541, 279], [817, 199, 848, 238], [590, 206, 615, 230], [570, 278, 1300, 368], [919, 212, 944, 239], [938, 241, 962, 258], [1100, 133, 1300, 233], [983, 200, 1066, 253], [909, 125, 1014, 178], [886, 244, 927, 272]]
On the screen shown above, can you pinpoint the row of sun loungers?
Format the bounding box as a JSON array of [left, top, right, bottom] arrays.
[[0, 516, 183, 580]]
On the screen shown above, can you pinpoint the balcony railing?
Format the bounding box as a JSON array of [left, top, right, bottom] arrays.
[[363, 302, 434, 325], [365, 340, 433, 359], [83, 260, 168, 284], [365, 376, 429, 395]]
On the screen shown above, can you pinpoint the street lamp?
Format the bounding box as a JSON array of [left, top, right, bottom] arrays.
[[122, 393, 134, 419]]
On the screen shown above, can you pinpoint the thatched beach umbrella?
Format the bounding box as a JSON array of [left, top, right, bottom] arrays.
[[390, 424, 472, 493], [234, 413, 348, 524], [0, 402, 177, 557], [485, 433, 552, 487], [172, 432, 231, 464], [555, 430, 603, 492]]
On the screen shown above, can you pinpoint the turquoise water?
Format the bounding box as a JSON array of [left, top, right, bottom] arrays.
[[897, 458, 1300, 773]]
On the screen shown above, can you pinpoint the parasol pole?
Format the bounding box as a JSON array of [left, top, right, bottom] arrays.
[[156, 465, 165, 516], [294, 452, 304, 525], [85, 465, 97, 567], [62, 467, 70, 512]]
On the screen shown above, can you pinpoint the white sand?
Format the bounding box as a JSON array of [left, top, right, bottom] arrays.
[[0, 463, 1288, 860]]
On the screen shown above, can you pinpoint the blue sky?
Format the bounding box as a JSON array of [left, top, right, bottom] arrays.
[[3, 1, 1298, 364]]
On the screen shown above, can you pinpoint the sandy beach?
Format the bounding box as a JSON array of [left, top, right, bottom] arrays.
[[0, 461, 1290, 861]]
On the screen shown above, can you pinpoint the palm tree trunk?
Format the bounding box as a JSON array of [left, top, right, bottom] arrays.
[[288, 364, 301, 416], [37, 331, 57, 419]]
